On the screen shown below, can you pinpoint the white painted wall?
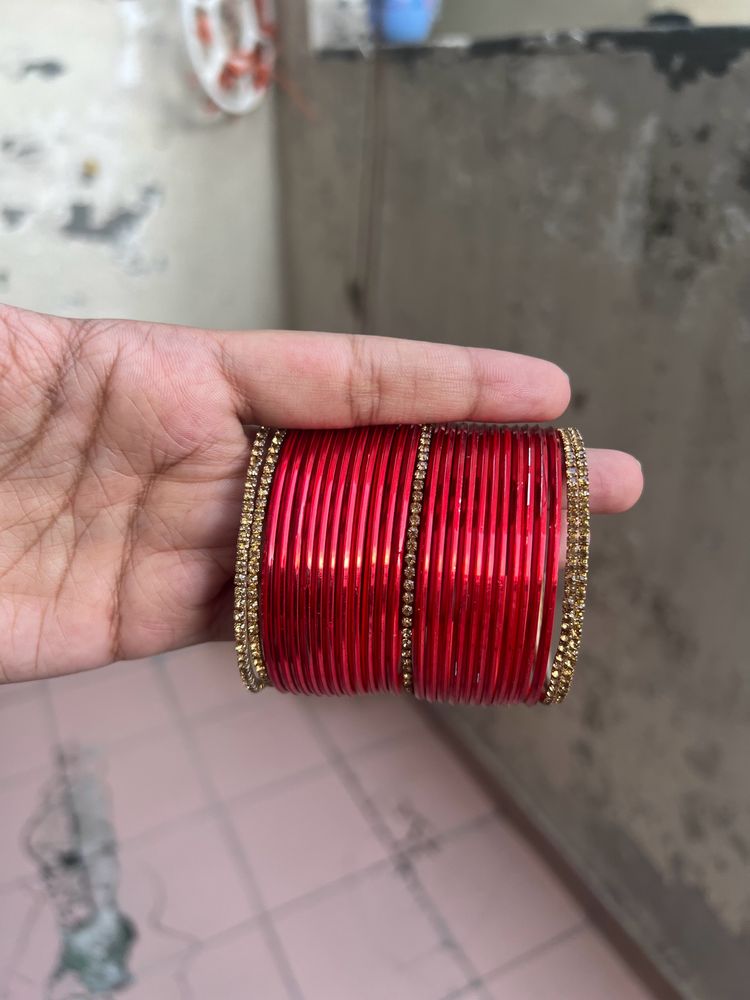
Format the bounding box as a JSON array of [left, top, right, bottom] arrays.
[[0, 0, 281, 330]]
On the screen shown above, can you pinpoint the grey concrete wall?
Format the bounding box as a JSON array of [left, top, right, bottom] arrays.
[[277, 12, 750, 999], [0, 0, 281, 329]]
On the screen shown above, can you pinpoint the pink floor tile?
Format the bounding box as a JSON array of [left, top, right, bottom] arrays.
[[107, 729, 206, 842], [43, 660, 129, 694], [122, 812, 257, 942], [0, 695, 52, 781], [119, 967, 185, 1000], [117, 855, 194, 973], [163, 643, 242, 719], [4, 975, 42, 1000], [0, 884, 40, 982], [50, 660, 172, 748], [486, 926, 654, 1000], [7, 895, 58, 991], [184, 925, 290, 1000], [352, 730, 493, 850], [0, 770, 48, 886], [416, 817, 583, 978], [193, 690, 327, 802], [229, 770, 386, 909], [0, 680, 41, 711], [278, 866, 468, 1000], [306, 693, 428, 753]]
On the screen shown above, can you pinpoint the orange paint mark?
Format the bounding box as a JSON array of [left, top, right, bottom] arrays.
[[195, 9, 213, 46], [254, 0, 277, 40]]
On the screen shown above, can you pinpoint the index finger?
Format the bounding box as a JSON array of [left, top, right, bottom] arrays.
[[212, 329, 572, 427]]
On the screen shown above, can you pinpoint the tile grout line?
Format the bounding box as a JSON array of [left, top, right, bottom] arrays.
[[481, 920, 590, 990], [303, 707, 496, 1000], [124, 808, 510, 990], [153, 660, 305, 1000], [0, 713, 495, 892], [0, 888, 44, 997], [439, 921, 590, 1000], [132, 806, 503, 983]]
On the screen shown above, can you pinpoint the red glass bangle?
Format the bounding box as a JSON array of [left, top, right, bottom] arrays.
[[527, 428, 564, 704], [240, 423, 589, 705]]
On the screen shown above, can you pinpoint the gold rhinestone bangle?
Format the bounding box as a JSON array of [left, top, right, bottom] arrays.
[[400, 425, 432, 692], [544, 427, 590, 704], [234, 428, 270, 692], [244, 429, 286, 691]]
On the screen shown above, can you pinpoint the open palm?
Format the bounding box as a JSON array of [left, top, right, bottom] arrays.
[[0, 304, 642, 683]]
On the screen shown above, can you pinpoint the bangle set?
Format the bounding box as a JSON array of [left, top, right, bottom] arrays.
[[234, 424, 589, 705]]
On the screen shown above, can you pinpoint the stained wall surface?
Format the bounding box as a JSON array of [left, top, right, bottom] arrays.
[[0, 0, 281, 329], [276, 9, 750, 998]]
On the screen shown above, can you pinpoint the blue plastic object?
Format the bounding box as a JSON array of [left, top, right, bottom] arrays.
[[369, 0, 442, 45]]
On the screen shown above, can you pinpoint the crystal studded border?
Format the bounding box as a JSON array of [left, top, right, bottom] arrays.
[[544, 427, 590, 704], [399, 425, 433, 692], [234, 428, 270, 692], [245, 428, 286, 691]]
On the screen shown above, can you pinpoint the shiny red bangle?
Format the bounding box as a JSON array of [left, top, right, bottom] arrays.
[[525, 428, 563, 703], [238, 423, 589, 705]]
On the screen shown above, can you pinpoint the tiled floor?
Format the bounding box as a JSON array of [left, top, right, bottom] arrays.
[[0, 644, 654, 1000]]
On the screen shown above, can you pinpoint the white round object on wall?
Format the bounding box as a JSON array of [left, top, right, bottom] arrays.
[[180, 0, 276, 115]]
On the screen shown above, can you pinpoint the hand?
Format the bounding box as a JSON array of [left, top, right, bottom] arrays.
[[0, 304, 642, 683]]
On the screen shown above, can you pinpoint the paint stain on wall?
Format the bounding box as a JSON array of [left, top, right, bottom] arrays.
[[21, 59, 66, 79], [1, 135, 43, 161], [2, 206, 28, 230], [589, 27, 750, 91], [60, 185, 161, 245]]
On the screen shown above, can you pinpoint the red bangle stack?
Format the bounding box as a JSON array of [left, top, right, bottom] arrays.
[[410, 426, 562, 704], [236, 423, 588, 705]]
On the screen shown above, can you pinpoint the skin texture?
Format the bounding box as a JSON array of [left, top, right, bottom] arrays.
[[0, 304, 643, 683]]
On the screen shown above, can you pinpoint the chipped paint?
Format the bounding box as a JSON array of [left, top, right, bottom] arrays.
[[21, 59, 66, 79], [515, 59, 585, 101], [60, 185, 161, 244], [1, 206, 28, 229], [606, 113, 660, 265], [0, 0, 281, 327]]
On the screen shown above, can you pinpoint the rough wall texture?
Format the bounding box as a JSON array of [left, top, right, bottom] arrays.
[[0, 0, 281, 328], [277, 13, 750, 999]]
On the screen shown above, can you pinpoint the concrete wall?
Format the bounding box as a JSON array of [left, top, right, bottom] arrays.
[[276, 10, 750, 998], [0, 0, 281, 329]]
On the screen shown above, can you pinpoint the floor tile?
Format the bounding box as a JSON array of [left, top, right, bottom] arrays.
[[416, 817, 583, 978], [117, 853, 193, 973], [193, 690, 327, 802], [4, 976, 41, 1000], [0, 695, 52, 781], [44, 659, 128, 694], [50, 660, 172, 748], [306, 693, 428, 753], [118, 967, 185, 1000], [122, 812, 257, 942], [7, 894, 57, 991], [352, 730, 494, 851], [0, 883, 40, 982], [277, 865, 467, 1000], [0, 770, 48, 886], [229, 770, 387, 909], [0, 680, 42, 711], [184, 925, 290, 1000], [107, 730, 206, 842], [485, 926, 654, 1000], [163, 642, 242, 719]]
